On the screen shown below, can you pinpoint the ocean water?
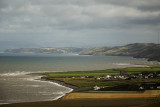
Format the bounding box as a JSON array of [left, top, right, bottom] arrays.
[[0, 53, 158, 104]]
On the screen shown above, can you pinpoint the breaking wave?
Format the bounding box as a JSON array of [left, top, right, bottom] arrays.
[[113, 63, 149, 67]]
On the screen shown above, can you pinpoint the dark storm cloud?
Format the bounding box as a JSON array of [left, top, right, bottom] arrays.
[[0, 0, 160, 49]]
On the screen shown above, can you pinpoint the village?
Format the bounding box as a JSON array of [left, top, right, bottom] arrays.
[[73, 71, 160, 91], [94, 71, 160, 80]]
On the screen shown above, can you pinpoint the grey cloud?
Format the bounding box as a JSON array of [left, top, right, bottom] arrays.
[[127, 16, 160, 26], [0, 0, 160, 48], [1, 0, 160, 31], [94, 0, 160, 12]]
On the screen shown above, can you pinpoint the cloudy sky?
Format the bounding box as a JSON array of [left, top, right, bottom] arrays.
[[0, 0, 160, 50]]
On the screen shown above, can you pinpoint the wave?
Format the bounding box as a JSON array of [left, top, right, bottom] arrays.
[[52, 89, 73, 100], [0, 71, 73, 105], [0, 103, 9, 105], [113, 63, 148, 67], [113, 63, 131, 66], [0, 71, 29, 76], [0, 71, 73, 91], [0, 70, 73, 91], [12, 85, 42, 87], [52, 94, 65, 100], [0, 70, 63, 76]]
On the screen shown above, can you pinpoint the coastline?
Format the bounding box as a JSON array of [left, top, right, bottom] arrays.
[[40, 77, 78, 92], [1, 67, 160, 107], [0, 74, 77, 106], [30, 73, 79, 100], [40, 77, 79, 101], [0, 73, 77, 106]]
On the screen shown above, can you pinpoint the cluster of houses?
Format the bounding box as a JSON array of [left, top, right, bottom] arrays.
[[70, 71, 160, 91], [74, 71, 160, 81], [92, 71, 160, 91], [94, 75, 127, 80], [93, 71, 160, 80], [76, 71, 160, 90]]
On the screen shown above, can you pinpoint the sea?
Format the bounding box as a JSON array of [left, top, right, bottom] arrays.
[[0, 53, 159, 105]]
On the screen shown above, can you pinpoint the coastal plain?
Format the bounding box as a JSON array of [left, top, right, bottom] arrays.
[[1, 67, 160, 107]]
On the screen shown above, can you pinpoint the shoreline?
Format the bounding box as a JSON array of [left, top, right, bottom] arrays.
[[1, 68, 160, 107], [1, 66, 160, 107], [41, 77, 78, 92], [31, 74, 79, 100], [43, 78, 79, 101], [0, 74, 78, 106], [39, 77, 79, 100]]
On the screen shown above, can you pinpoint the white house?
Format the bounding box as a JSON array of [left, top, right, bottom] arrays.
[[93, 85, 101, 90]]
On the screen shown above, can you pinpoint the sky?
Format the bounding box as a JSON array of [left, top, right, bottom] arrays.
[[0, 0, 160, 50]]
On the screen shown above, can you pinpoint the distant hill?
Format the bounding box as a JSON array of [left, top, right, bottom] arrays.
[[80, 43, 160, 61], [4, 43, 160, 61], [5, 47, 84, 54]]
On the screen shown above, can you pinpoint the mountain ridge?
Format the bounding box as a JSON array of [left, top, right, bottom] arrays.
[[4, 43, 160, 61], [80, 43, 160, 61]]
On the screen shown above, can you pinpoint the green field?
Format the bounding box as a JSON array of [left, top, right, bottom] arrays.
[[40, 67, 160, 78], [39, 67, 160, 92], [115, 67, 160, 74], [52, 78, 159, 92], [40, 69, 120, 78], [2, 67, 160, 107]]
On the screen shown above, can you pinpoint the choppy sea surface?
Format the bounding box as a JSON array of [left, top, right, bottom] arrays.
[[0, 53, 159, 104]]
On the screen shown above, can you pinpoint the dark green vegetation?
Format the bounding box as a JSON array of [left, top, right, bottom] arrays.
[[0, 98, 151, 107], [40, 67, 160, 78], [4, 43, 160, 61], [80, 43, 160, 61], [41, 69, 120, 78], [2, 67, 160, 107], [40, 67, 160, 92]]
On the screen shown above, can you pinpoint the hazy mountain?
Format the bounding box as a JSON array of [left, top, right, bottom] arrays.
[[4, 43, 160, 61], [5, 47, 84, 54]]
